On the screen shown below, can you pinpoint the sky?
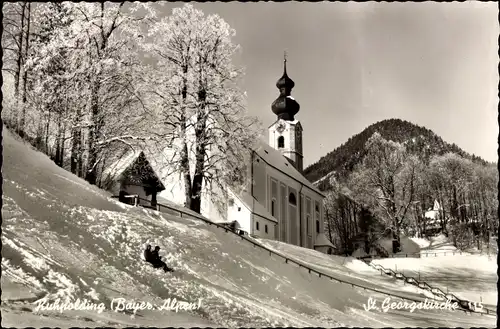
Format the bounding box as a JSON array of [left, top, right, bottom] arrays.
[[156, 2, 499, 167]]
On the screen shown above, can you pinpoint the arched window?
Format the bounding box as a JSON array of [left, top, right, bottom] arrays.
[[265, 224, 268, 234], [277, 136, 285, 149], [271, 199, 276, 216], [316, 219, 320, 233], [289, 192, 297, 206], [256, 222, 260, 231]]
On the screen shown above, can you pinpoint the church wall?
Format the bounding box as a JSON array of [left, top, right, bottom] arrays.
[[264, 166, 302, 246], [299, 192, 307, 247], [159, 173, 186, 206], [304, 189, 324, 247], [159, 172, 227, 221], [252, 156, 267, 204], [227, 192, 252, 234], [263, 163, 325, 249], [314, 200, 323, 235], [279, 183, 287, 243], [306, 197, 313, 248], [200, 187, 227, 222], [288, 186, 298, 245]]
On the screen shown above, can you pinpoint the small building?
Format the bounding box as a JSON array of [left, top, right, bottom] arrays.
[[102, 151, 165, 207], [314, 234, 336, 254]]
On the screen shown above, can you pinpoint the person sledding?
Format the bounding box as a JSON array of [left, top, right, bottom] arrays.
[[144, 245, 173, 273]]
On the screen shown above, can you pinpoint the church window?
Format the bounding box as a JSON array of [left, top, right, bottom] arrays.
[[277, 136, 285, 149], [316, 220, 320, 233], [265, 224, 268, 234], [256, 222, 260, 230], [289, 192, 297, 206], [271, 199, 276, 216]]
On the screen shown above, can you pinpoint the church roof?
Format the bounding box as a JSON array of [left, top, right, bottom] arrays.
[[271, 55, 300, 121], [253, 140, 325, 197]]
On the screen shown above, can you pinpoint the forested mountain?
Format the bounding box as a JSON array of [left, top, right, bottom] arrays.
[[304, 118, 489, 190]]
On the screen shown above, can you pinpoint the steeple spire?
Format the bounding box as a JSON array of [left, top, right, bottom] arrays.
[[271, 53, 300, 121], [284, 50, 287, 75]]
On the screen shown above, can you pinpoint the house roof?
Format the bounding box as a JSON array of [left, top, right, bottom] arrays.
[[102, 150, 165, 191], [314, 233, 335, 248], [102, 150, 143, 182], [253, 140, 324, 197]]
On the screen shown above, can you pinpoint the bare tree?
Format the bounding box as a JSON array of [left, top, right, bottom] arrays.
[[143, 4, 261, 214], [2, 2, 28, 128], [348, 132, 423, 249]]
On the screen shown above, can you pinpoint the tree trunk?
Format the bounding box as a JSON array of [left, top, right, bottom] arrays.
[[59, 120, 66, 168], [178, 62, 193, 209], [70, 117, 81, 175], [19, 2, 31, 135], [14, 2, 27, 131], [85, 79, 101, 184], [35, 111, 44, 150], [55, 111, 62, 166], [44, 110, 51, 155], [191, 109, 208, 213]]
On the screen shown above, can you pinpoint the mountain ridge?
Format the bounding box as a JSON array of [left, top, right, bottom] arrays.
[[303, 118, 489, 189]]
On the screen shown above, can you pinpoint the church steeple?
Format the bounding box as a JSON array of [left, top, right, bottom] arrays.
[[271, 53, 300, 121]]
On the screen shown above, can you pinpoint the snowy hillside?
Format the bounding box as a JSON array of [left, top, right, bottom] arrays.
[[372, 235, 498, 309], [1, 128, 496, 327]]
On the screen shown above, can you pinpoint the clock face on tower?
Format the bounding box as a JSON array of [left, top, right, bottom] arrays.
[[276, 121, 286, 133]]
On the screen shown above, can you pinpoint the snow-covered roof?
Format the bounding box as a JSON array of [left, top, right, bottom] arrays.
[[314, 233, 335, 248], [102, 150, 165, 191], [253, 140, 324, 197], [102, 150, 143, 182], [235, 190, 278, 223]]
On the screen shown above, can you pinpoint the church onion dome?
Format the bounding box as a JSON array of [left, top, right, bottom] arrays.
[[271, 53, 300, 121], [276, 70, 295, 90], [271, 95, 300, 121]]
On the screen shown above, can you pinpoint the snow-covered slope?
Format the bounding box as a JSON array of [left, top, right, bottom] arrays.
[[371, 235, 498, 309], [1, 128, 495, 327]]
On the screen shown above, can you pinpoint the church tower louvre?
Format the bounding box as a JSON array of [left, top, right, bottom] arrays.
[[269, 53, 304, 173]]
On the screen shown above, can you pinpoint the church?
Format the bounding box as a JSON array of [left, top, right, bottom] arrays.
[[223, 57, 334, 254]]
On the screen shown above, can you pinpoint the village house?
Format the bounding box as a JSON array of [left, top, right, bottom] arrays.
[[101, 151, 165, 208]]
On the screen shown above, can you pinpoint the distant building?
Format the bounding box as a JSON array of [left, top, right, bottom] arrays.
[[424, 199, 442, 220], [102, 151, 165, 207], [424, 199, 442, 232]]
